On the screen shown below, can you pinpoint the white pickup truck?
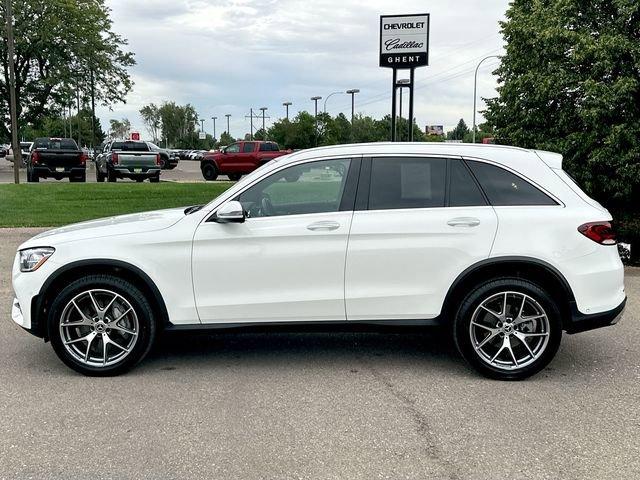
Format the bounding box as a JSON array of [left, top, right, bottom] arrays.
[[95, 140, 162, 183]]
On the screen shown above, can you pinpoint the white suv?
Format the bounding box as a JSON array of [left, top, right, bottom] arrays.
[[11, 143, 626, 379]]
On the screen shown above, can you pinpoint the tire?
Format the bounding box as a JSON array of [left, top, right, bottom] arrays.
[[149, 174, 160, 183], [159, 157, 167, 169], [96, 168, 105, 182], [70, 174, 86, 183], [28, 168, 39, 183], [228, 173, 241, 181], [107, 170, 117, 182], [47, 275, 156, 376], [136, 178, 144, 183], [453, 277, 562, 380], [201, 162, 218, 181]]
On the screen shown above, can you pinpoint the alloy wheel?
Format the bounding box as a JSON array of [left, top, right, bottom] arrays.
[[469, 291, 550, 371], [59, 289, 139, 367]]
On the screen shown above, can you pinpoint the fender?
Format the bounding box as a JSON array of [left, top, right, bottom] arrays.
[[34, 259, 170, 337], [442, 255, 576, 316]]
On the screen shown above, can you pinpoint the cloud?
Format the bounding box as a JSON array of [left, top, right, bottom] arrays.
[[98, 0, 508, 137]]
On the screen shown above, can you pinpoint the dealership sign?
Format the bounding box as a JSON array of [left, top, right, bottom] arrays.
[[379, 14, 430, 68]]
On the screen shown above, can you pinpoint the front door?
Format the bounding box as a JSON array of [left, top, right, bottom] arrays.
[[192, 157, 359, 323]]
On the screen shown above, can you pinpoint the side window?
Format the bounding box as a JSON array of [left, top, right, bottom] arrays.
[[449, 160, 486, 207], [466, 160, 557, 206], [237, 159, 351, 218], [369, 157, 446, 210], [226, 143, 240, 153], [242, 142, 255, 153], [258, 143, 269, 152]]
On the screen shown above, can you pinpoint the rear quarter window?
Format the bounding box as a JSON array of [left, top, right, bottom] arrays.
[[466, 160, 557, 206]]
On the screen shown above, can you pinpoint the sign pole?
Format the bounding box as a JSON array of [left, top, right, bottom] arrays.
[[391, 69, 397, 142], [408, 68, 415, 141], [379, 13, 429, 143]]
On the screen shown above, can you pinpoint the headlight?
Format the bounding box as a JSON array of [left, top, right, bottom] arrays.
[[19, 247, 55, 272]]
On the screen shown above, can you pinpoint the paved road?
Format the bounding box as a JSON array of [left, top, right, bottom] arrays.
[[1, 228, 639, 479], [0, 157, 219, 183]]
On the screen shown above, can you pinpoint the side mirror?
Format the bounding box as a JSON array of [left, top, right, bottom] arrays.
[[215, 200, 245, 223]]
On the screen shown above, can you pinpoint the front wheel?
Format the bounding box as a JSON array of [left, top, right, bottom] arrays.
[[47, 275, 156, 376], [201, 162, 218, 181], [228, 173, 241, 181], [453, 278, 562, 380]]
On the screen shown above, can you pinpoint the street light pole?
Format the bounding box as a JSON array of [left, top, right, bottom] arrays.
[[4, 0, 20, 183], [473, 55, 500, 143], [323, 91, 344, 113], [225, 114, 231, 136], [211, 116, 217, 140], [311, 96, 322, 146], [345, 89, 360, 126], [282, 101, 292, 120]]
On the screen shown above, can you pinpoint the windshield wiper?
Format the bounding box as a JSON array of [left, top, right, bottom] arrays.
[[184, 205, 204, 215]]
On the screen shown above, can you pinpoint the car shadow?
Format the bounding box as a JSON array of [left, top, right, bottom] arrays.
[[142, 326, 470, 376]]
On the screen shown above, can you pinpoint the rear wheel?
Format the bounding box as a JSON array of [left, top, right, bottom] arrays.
[[70, 174, 86, 183], [107, 170, 117, 182], [201, 162, 218, 181], [96, 168, 105, 182], [228, 173, 241, 181], [27, 167, 39, 182], [47, 275, 156, 376], [453, 278, 562, 380], [149, 174, 160, 183]]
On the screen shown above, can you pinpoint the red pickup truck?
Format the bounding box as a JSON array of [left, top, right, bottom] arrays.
[[200, 141, 290, 181]]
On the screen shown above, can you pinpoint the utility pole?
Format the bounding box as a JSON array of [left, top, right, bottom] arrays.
[[282, 101, 292, 120], [5, 0, 20, 183], [246, 108, 254, 140], [311, 96, 321, 146], [346, 89, 359, 142], [90, 67, 96, 148], [76, 83, 81, 147], [259, 107, 268, 138], [211, 116, 217, 140]]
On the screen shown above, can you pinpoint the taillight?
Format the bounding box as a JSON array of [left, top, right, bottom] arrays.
[[111, 152, 119, 164], [578, 222, 616, 245], [155, 154, 161, 165], [31, 151, 39, 164], [80, 153, 88, 165]]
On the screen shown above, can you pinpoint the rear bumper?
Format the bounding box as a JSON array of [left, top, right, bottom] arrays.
[[112, 167, 160, 178], [33, 166, 85, 178], [566, 296, 626, 334]]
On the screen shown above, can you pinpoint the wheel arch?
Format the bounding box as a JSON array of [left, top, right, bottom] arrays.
[[33, 259, 170, 340], [441, 256, 575, 328], [200, 157, 219, 170]]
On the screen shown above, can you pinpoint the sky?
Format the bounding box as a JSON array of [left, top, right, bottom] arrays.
[[98, 0, 509, 139]]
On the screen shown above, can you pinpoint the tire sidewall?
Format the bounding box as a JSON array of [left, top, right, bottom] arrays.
[[453, 278, 562, 380], [48, 275, 156, 376]]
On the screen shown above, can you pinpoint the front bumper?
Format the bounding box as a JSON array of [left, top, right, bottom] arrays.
[[566, 296, 626, 334]]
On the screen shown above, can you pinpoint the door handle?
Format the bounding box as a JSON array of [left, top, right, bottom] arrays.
[[447, 217, 481, 227], [307, 221, 340, 231]]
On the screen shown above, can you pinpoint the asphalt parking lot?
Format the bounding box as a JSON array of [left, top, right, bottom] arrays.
[[1, 228, 638, 480], [0, 157, 219, 183]]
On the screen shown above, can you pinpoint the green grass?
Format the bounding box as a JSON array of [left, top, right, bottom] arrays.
[[0, 182, 234, 227]]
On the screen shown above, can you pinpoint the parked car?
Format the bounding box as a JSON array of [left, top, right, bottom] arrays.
[[0, 144, 9, 158], [146, 142, 178, 170], [11, 143, 625, 378], [27, 137, 87, 182], [6, 141, 34, 166], [200, 141, 290, 181], [95, 140, 162, 183]]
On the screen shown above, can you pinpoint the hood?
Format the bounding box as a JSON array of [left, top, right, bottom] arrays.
[[20, 207, 188, 249]]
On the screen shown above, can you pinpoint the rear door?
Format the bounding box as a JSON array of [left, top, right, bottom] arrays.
[[345, 156, 498, 320]]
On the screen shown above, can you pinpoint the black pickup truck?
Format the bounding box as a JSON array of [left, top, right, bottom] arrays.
[[27, 137, 87, 182]]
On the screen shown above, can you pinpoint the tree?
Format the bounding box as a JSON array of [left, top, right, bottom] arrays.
[[484, 0, 640, 257], [447, 119, 470, 140], [218, 131, 235, 147], [109, 118, 130, 139], [139, 103, 161, 141], [158, 102, 198, 148], [0, 0, 135, 140]]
